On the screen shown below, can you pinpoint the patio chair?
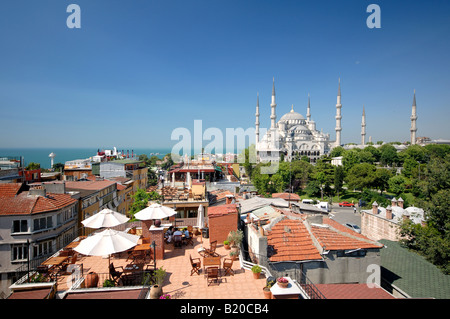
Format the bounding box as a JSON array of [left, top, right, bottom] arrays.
[[173, 235, 183, 248], [206, 267, 219, 286], [60, 253, 78, 275], [109, 263, 124, 284], [223, 258, 234, 276], [184, 232, 194, 246], [190, 255, 201, 276], [37, 265, 54, 281], [200, 240, 218, 257]]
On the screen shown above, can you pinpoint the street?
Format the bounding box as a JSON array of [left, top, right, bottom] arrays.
[[329, 205, 361, 228]]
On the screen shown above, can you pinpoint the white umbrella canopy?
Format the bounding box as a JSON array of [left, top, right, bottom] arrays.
[[81, 208, 130, 229], [197, 204, 205, 229], [74, 229, 140, 256], [134, 203, 177, 221]]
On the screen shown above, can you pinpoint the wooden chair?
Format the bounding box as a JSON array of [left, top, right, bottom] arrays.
[[190, 255, 201, 276], [173, 235, 183, 248], [223, 258, 234, 276], [60, 253, 78, 275], [37, 265, 54, 281], [109, 263, 124, 284], [206, 267, 219, 286], [184, 232, 194, 246], [198, 240, 218, 257], [142, 237, 151, 244]]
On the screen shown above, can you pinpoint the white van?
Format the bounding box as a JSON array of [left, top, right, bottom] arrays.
[[315, 201, 331, 213]]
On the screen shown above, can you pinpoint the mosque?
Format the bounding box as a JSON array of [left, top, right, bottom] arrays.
[[255, 78, 419, 163]]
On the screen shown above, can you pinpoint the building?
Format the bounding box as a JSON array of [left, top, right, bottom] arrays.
[[92, 159, 148, 190], [207, 203, 239, 245], [361, 198, 425, 241], [255, 78, 337, 163], [63, 159, 93, 181], [65, 180, 119, 236], [0, 183, 78, 298], [245, 211, 384, 285]]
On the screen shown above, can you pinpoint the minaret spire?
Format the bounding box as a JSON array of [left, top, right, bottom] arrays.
[[270, 77, 277, 129], [335, 78, 342, 146], [410, 89, 418, 145], [306, 93, 311, 122], [361, 105, 366, 146], [255, 92, 260, 144]]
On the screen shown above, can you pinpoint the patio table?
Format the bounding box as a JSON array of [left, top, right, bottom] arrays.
[[203, 256, 221, 272], [42, 256, 69, 273]]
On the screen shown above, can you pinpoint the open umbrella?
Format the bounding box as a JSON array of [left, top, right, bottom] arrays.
[[74, 228, 140, 257], [81, 208, 130, 229], [134, 203, 177, 221]]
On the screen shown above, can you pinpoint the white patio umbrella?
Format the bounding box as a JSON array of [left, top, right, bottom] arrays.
[[134, 203, 177, 221], [197, 204, 205, 229], [81, 208, 130, 229], [74, 228, 140, 257]]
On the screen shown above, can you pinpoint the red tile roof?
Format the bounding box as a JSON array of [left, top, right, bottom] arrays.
[[311, 217, 383, 250], [314, 283, 396, 299], [272, 193, 301, 201], [0, 192, 77, 216], [207, 203, 238, 217], [65, 180, 116, 190], [0, 183, 23, 198], [267, 218, 322, 262]]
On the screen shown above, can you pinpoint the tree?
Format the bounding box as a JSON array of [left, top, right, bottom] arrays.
[[26, 162, 40, 170], [333, 165, 345, 200], [379, 144, 399, 166], [373, 168, 392, 194], [388, 175, 406, 195], [345, 163, 377, 191], [329, 146, 345, 158], [129, 189, 151, 217]]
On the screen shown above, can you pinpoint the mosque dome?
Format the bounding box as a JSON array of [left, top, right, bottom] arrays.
[[279, 106, 305, 122]]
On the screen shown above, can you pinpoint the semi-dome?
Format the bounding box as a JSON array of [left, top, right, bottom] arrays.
[[288, 124, 312, 135]]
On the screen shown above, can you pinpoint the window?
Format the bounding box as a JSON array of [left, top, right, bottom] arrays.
[[33, 240, 53, 258], [337, 249, 367, 258], [33, 216, 53, 232], [11, 244, 28, 261], [12, 220, 28, 233]]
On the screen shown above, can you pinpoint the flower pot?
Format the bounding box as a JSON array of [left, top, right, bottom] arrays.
[[85, 272, 99, 288], [277, 282, 289, 288], [263, 288, 272, 299], [253, 272, 261, 279], [150, 284, 163, 299], [224, 244, 230, 250]]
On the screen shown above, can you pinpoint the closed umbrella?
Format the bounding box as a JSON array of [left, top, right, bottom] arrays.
[[134, 203, 177, 221], [81, 208, 129, 229], [197, 204, 204, 229]]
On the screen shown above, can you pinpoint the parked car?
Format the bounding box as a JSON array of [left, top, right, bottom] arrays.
[[339, 201, 355, 207], [345, 223, 361, 234]]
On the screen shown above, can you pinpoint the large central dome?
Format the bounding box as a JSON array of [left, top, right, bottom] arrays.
[[279, 107, 305, 122]]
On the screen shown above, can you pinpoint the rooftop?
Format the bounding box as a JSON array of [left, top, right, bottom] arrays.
[[0, 192, 77, 216]]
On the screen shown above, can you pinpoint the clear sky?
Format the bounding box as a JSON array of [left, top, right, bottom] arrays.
[[0, 0, 449, 150]]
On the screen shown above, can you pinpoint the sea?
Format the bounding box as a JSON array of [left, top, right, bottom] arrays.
[[0, 148, 173, 169]]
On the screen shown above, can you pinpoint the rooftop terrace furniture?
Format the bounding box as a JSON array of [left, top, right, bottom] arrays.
[[190, 255, 201, 276], [173, 235, 183, 248], [199, 240, 218, 257], [109, 263, 124, 284], [206, 267, 219, 286], [223, 258, 234, 276]]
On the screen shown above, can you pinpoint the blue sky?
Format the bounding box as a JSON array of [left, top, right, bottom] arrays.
[[0, 0, 449, 150]]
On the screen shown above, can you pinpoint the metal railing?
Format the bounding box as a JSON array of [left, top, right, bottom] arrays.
[[241, 248, 326, 299]]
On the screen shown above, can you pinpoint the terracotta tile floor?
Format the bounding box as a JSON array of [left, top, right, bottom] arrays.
[[56, 235, 267, 299]]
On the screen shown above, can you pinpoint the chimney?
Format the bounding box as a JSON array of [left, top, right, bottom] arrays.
[[386, 205, 393, 219], [372, 201, 379, 214], [391, 197, 397, 207], [258, 221, 264, 236], [225, 194, 234, 204], [397, 197, 404, 208]]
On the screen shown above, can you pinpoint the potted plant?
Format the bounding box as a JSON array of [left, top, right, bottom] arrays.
[[227, 230, 243, 254], [102, 278, 115, 287], [150, 267, 166, 299], [85, 272, 99, 288], [277, 277, 289, 288], [159, 293, 171, 299], [263, 280, 275, 299], [251, 265, 262, 279], [223, 240, 230, 250], [229, 250, 238, 261]]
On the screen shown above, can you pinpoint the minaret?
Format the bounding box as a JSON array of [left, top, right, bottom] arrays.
[[335, 78, 342, 146], [410, 90, 418, 145], [306, 93, 311, 122], [361, 105, 366, 146], [255, 92, 260, 144], [270, 77, 277, 129]]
